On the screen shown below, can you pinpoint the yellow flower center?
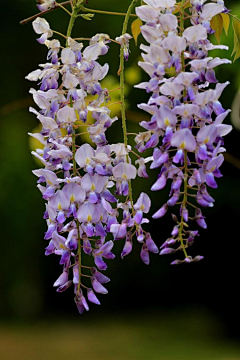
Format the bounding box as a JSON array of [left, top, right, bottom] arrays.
[[87, 214, 92, 222], [180, 141, 186, 149], [164, 118, 170, 126], [85, 157, 91, 165]]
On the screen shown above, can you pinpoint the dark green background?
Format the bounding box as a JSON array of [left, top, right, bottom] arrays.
[[0, 1, 240, 359]]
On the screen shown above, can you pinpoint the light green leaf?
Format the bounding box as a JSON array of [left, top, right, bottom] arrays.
[[80, 13, 94, 21], [232, 18, 240, 62], [221, 13, 230, 35], [173, 1, 190, 14], [131, 18, 142, 45], [183, 0, 191, 9], [210, 13, 223, 44]]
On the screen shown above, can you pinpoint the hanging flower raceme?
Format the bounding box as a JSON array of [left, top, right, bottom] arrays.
[[135, 0, 232, 263], [27, 15, 156, 314]]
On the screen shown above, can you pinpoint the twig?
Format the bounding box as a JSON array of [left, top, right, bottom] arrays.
[[20, 1, 71, 25], [81, 6, 137, 17]]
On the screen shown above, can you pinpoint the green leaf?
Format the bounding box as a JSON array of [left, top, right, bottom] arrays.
[[80, 13, 94, 21], [131, 18, 142, 45], [173, 0, 190, 14], [232, 18, 240, 62], [210, 13, 223, 44], [183, 0, 191, 9], [221, 13, 230, 35]]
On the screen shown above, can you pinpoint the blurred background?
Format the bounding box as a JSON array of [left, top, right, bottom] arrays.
[[0, 0, 240, 359]]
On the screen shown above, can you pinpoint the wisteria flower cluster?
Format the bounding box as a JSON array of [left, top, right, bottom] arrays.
[[135, 0, 232, 263], [22, 0, 235, 314], [26, 14, 157, 313]]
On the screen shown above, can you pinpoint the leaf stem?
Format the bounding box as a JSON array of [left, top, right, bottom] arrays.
[[229, 13, 240, 21]]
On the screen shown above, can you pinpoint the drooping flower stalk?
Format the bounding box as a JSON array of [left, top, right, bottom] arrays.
[[111, 0, 159, 264], [26, 0, 157, 314], [66, 2, 82, 293], [135, 0, 232, 264], [178, 0, 189, 259], [119, 0, 140, 211], [26, 3, 123, 312]]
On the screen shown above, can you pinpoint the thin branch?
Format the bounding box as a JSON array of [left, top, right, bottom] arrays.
[[52, 30, 67, 39], [57, 2, 72, 16], [119, 0, 139, 216], [81, 6, 137, 17], [20, 1, 71, 25], [20, 2, 138, 25], [74, 37, 121, 44]]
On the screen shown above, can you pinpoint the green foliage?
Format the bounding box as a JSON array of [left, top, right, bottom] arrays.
[[79, 13, 95, 20], [211, 13, 224, 44], [131, 18, 142, 45], [232, 17, 240, 61], [173, 0, 191, 14], [221, 12, 230, 35], [210, 12, 240, 62]]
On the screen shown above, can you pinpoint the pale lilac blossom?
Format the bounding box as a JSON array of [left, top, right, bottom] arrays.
[[135, 0, 231, 263], [28, 12, 156, 313]]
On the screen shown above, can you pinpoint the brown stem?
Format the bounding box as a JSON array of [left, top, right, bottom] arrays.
[[20, 1, 71, 25]]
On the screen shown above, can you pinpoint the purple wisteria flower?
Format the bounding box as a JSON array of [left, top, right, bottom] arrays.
[[37, 0, 56, 12], [115, 33, 133, 61], [135, 0, 232, 263], [27, 14, 157, 314]]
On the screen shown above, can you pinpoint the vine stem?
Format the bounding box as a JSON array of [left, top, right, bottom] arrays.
[[20, 2, 137, 25], [20, 1, 72, 25], [179, 151, 188, 258], [81, 6, 137, 17], [57, 2, 72, 16], [120, 0, 139, 213], [178, 0, 188, 259], [66, 2, 83, 291], [74, 37, 120, 44], [66, 2, 83, 39], [53, 30, 67, 39]]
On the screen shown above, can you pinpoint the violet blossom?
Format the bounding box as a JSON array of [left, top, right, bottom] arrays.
[[135, 0, 232, 263], [27, 13, 157, 314]]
